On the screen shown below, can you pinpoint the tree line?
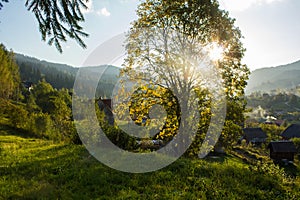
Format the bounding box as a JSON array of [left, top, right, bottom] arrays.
[[0, 44, 80, 143]]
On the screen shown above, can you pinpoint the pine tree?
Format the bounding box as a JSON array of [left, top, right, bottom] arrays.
[[0, 0, 89, 52]]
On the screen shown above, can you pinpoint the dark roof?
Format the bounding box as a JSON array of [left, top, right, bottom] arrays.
[[243, 128, 267, 141], [98, 99, 112, 110], [281, 124, 300, 139], [275, 120, 285, 126], [268, 141, 297, 153], [22, 81, 33, 89]]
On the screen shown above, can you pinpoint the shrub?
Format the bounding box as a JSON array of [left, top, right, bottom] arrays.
[[292, 138, 300, 154]]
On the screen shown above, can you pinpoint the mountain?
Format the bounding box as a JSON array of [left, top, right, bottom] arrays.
[[15, 54, 78, 89], [16, 53, 300, 96], [246, 60, 300, 94], [15, 54, 78, 75], [14, 53, 120, 97]]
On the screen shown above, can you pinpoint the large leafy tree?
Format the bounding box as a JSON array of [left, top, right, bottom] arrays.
[[122, 0, 250, 153], [0, 0, 89, 53], [30, 79, 78, 143]]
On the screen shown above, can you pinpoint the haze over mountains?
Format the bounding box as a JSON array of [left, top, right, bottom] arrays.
[[15, 53, 300, 96], [246, 60, 300, 94]]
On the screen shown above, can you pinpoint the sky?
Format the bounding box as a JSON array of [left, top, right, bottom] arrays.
[[0, 0, 299, 71]]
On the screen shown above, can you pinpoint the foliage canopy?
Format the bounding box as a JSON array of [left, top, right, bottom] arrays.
[[0, 44, 21, 100], [121, 0, 250, 153]]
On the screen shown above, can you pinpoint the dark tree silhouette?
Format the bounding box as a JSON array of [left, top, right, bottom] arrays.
[[0, 0, 8, 10]]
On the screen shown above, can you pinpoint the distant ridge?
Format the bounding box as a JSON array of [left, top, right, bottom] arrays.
[[15, 53, 300, 96], [15, 53, 78, 75], [14, 53, 121, 97], [246, 60, 300, 94]]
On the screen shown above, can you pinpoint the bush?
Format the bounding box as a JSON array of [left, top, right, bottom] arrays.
[[7, 103, 30, 130], [260, 124, 285, 143], [102, 123, 137, 151], [31, 112, 56, 139], [292, 138, 300, 154]]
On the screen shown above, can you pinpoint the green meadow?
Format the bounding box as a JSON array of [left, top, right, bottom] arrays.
[[1, 125, 300, 200]]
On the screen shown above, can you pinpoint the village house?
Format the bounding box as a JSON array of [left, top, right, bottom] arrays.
[[264, 116, 286, 126], [280, 124, 300, 140], [97, 98, 114, 125], [240, 128, 267, 145], [22, 81, 33, 91], [268, 141, 297, 163]]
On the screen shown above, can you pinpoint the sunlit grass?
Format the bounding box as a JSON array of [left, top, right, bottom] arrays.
[[0, 126, 300, 199]]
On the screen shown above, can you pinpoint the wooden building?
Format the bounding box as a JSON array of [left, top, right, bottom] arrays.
[[97, 98, 114, 125], [268, 141, 297, 162], [280, 124, 300, 140], [241, 128, 267, 145]]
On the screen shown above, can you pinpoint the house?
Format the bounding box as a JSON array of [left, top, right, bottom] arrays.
[[268, 141, 297, 162], [99, 99, 112, 110], [280, 124, 300, 140], [97, 98, 114, 125], [274, 120, 286, 127], [264, 116, 285, 126], [241, 128, 267, 145], [22, 81, 33, 91]]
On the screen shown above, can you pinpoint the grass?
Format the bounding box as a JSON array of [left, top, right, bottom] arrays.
[[1, 125, 300, 199]]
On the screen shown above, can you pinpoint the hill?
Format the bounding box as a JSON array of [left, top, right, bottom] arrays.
[[15, 53, 300, 96], [246, 60, 300, 94], [15, 53, 120, 97]]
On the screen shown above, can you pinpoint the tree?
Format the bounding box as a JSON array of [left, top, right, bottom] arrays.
[[0, 0, 8, 10], [0, 44, 21, 100], [31, 79, 55, 113], [1, 0, 89, 53], [121, 0, 250, 154], [30, 79, 79, 143]]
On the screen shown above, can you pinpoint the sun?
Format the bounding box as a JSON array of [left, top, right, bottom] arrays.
[[207, 43, 224, 62]]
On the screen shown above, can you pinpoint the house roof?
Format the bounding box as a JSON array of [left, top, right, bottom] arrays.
[[22, 81, 33, 89], [275, 120, 285, 126], [243, 128, 267, 141], [268, 141, 297, 153], [280, 124, 300, 139], [98, 99, 112, 110]]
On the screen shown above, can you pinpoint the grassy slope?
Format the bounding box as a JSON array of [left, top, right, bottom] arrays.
[[1, 126, 300, 199]]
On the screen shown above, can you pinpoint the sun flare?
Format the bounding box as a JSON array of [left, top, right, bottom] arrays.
[[207, 43, 224, 62]]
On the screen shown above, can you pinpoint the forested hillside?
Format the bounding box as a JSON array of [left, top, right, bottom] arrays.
[[15, 53, 300, 97], [246, 60, 300, 94], [15, 54, 77, 89], [15, 53, 120, 97]]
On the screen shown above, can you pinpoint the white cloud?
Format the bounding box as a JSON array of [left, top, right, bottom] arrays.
[[219, 0, 283, 12], [81, 0, 94, 14], [81, 1, 111, 17], [97, 7, 111, 17]]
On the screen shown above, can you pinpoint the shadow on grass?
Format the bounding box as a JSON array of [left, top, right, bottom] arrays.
[[281, 163, 299, 177], [1, 133, 299, 199], [1, 144, 139, 199], [0, 124, 42, 139]]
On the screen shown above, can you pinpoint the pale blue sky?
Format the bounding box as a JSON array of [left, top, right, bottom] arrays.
[[0, 0, 299, 70]]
